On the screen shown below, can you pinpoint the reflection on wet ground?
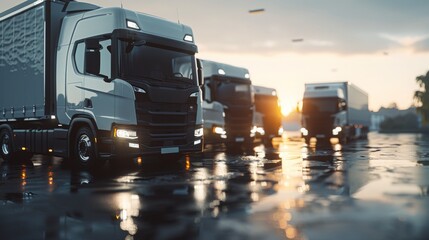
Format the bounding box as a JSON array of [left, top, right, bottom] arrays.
[[1, 133, 429, 240]]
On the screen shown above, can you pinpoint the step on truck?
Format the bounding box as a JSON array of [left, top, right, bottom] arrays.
[[200, 59, 254, 151], [301, 82, 370, 145], [0, 0, 203, 167], [253, 86, 283, 147]]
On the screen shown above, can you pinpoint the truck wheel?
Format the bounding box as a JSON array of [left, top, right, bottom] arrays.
[[0, 129, 14, 162], [74, 127, 98, 168]]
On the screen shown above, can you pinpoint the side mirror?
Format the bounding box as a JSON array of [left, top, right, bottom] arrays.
[[197, 59, 204, 86]]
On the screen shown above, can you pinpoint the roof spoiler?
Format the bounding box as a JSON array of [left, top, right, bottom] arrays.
[[60, 0, 99, 13]]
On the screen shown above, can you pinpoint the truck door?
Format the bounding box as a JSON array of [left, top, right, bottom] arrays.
[[66, 40, 85, 117], [82, 38, 115, 131], [68, 37, 114, 131]]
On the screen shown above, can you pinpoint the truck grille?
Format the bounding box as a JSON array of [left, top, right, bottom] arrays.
[[224, 108, 252, 137], [135, 93, 197, 147], [306, 116, 335, 136]]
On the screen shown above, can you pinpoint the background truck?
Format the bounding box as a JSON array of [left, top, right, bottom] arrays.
[[301, 82, 370, 144], [253, 86, 283, 147], [202, 101, 226, 145], [0, 0, 203, 167], [200, 59, 254, 151]]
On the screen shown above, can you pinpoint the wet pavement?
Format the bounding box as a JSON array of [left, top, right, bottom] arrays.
[[1, 132, 429, 240]]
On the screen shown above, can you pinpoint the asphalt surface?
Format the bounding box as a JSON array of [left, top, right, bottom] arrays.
[[1, 132, 429, 240]]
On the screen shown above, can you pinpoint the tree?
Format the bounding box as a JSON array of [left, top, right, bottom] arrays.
[[414, 71, 429, 124], [379, 113, 418, 131]]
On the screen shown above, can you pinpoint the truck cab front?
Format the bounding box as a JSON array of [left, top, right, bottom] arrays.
[[301, 85, 347, 144], [57, 7, 203, 161]]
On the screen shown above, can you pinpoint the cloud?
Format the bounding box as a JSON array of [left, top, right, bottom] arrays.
[[177, 0, 429, 55], [2, 0, 429, 55], [413, 38, 429, 52]]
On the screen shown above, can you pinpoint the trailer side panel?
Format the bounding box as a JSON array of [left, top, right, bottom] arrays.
[[0, 4, 45, 119]]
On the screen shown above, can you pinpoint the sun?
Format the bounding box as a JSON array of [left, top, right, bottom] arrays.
[[280, 100, 297, 117]]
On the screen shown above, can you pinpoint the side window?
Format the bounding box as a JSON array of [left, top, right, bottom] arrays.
[[74, 42, 85, 74], [73, 38, 111, 78]]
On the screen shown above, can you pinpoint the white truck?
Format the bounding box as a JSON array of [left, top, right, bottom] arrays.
[[301, 82, 370, 144], [0, 0, 203, 167]]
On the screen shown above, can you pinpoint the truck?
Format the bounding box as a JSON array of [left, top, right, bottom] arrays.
[[253, 86, 283, 147], [301, 82, 370, 144], [202, 101, 226, 146], [200, 59, 254, 151], [0, 0, 203, 167]]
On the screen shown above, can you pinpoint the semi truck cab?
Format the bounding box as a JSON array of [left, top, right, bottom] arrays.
[[253, 86, 283, 147], [200, 60, 254, 150], [301, 82, 369, 145]]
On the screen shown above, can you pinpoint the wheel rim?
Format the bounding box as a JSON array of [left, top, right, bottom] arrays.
[[78, 134, 92, 162], [1, 133, 10, 156]]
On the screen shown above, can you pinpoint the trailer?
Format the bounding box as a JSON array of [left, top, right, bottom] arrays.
[[301, 82, 370, 144], [0, 0, 203, 167]]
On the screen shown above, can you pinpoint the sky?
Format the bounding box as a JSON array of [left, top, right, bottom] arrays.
[[2, 0, 429, 114]]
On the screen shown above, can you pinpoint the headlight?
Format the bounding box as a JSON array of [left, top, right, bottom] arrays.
[[256, 127, 265, 135], [300, 127, 309, 136], [213, 126, 226, 135], [194, 128, 204, 137], [278, 126, 284, 136], [114, 129, 138, 140], [250, 126, 264, 137], [332, 126, 342, 136], [250, 126, 257, 137]]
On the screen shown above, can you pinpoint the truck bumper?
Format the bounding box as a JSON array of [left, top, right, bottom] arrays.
[[98, 134, 203, 159], [203, 129, 226, 145]]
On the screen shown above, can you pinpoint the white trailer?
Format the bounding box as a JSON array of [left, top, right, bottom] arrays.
[[301, 82, 370, 144]]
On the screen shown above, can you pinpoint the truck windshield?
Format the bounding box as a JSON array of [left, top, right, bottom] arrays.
[[302, 98, 339, 114], [118, 39, 196, 85], [212, 79, 252, 106]]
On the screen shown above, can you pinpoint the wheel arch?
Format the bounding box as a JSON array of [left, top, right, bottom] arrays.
[[0, 124, 13, 133], [68, 116, 99, 159]]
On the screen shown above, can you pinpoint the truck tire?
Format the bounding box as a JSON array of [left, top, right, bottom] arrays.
[[73, 127, 98, 169], [0, 129, 14, 162]]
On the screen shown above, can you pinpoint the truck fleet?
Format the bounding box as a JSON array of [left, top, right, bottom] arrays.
[[0, 1, 372, 166], [301, 82, 370, 144]]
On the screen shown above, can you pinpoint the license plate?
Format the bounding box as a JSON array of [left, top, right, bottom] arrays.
[[235, 137, 244, 142], [161, 147, 179, 154], [316, 134, 325, 138]]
